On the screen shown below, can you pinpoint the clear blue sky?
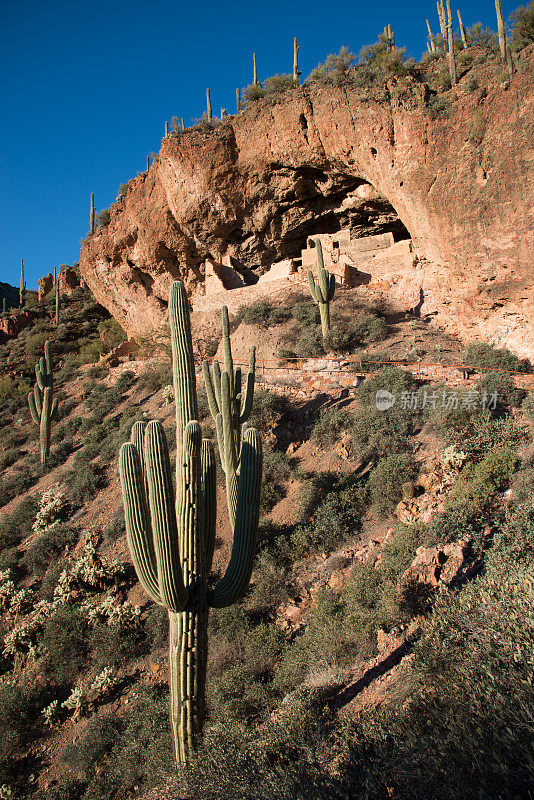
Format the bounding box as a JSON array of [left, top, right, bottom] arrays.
[[0, 0, 517, 289]]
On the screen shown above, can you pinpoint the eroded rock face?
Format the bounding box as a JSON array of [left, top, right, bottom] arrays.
[[58, 266, 80, 296], [80, 51, 534, 356], [0, 310, 34, 343], [38, 273, 54, 301]]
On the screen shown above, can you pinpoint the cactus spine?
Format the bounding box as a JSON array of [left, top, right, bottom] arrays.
[[427, 19, 437, 51], [446, 0, 457, 84], [236, 87, 241, 112], [308, 240, 335, 342], [293, 37, 301, 86], [495, 0, 506, 61], [203, 306, 256, 526], [19, 259, 26, 308], [90, 193, 95, 234], [119, 282, 262, 771], [253, 52, 258, 85], [28, 340, 59, 467], [457, 9, 468, 48]]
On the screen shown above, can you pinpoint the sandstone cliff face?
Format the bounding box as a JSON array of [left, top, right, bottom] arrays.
[[80, 50, 534, 357]]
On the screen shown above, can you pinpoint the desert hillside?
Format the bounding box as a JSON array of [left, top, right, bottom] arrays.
[[2, 9, 534, 800]]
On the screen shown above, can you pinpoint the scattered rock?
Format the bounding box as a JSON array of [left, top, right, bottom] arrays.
[[402, 540, 481, 590]]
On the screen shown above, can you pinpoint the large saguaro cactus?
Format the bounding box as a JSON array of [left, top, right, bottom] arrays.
[[308, 240, 335, 342], [202, 305, 255, 526], [119, 282, 262, 772], [28, 340, 59, 467]]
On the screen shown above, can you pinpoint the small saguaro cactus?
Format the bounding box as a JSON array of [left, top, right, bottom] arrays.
[[495, 0, 507, 61], [293, 37, 301, 86], [253, 52, 258, 85], [2, 298, 6, 314], [28, 340, 59, 467], [308, 240, 335, 341], [446, 0, 457, 85], [437, 0, 447, 50], [457, 9, 468, 48], [119, 282, 262, 772], [426, 19, 437, 51], [206, 88, 212, 123], [90, 193, 95, 234], [19, 259, 26, 308], [55, 270, 60, 326], [236, 87, 241, 112], [146, 154, 150, 172], [165, 120, 169, 136], [202, 305, 256, 526], [181, 117, 185, 130]]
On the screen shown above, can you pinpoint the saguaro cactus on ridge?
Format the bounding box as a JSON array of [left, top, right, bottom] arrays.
[[119, 282, 262, 773]]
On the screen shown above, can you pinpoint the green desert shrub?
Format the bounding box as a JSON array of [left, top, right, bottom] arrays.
[[22, 523, 76, 574], [62, 711, 124, 779], [188, 712, 345, 800], [311, 405, 353, 449], [248, 389, 291, 431], [261, 450, 292, 512], [424, 96, 451, 119], [207, 606, 286, 722], [307, 46, 357, 86], [243, 83, 266, 102], [447, 409, 523, 462], [368, 452, 419, 517], [462, 342, 528, 372], [42, 606, 90, 683], [292, 475, 367, 556], [63, 461, 101, 503], [0, 496, 38, 549], [510, 2, 534, 50], [89, 622, 146, 670], [380, 523, 428, 581], [521, 391, 534, 421], [0, 680, 51, 782], [343, 529, 534, 800], [263, 73, 295, 94], [474, 371, 526, 412]]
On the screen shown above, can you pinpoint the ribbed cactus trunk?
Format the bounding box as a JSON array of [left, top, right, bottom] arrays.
[[165, 120, 169, 136], [206, 89, 212, 123], [427, 19, 436, 51], [19, 259, 25, 308], [437, 0, 447, 50], [253, 52, 257, 85], [55, 267, 60, 326], [495, 0, 506, 61], [28, 340, 59, 467], [119, 282, 262, 781], [293, 37, 300, 86], [90, 193, 95, 234], [308, 240, 335, 343], [457, 10, 468, 48], [446, 0, 457, 85], [236, 88, 241, 112]]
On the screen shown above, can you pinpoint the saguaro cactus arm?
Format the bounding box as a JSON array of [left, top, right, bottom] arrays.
[[146, 421, 189, 612], [209, 428, 262, 607], [119, 440, 163, 606], [201, 439, 217, 573]]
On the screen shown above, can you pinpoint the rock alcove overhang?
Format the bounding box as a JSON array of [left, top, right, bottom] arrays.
[[79, 64, 534, 354]]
